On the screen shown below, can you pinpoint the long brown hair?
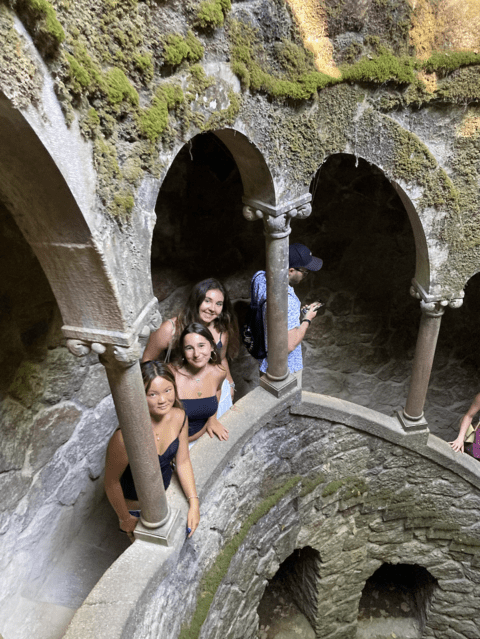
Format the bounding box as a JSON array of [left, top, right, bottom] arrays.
[[176, 278, 239, 358], [140, 360, 183, 409]]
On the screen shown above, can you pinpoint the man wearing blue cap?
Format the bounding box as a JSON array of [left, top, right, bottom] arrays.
[[251, 243, 323, 378]]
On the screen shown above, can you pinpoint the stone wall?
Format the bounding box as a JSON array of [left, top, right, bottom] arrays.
[[124, 396, 480, 639], [0, 203, 115, 626]]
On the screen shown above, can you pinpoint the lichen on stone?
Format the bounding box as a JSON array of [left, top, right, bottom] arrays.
[[0, 4, 43, 108]]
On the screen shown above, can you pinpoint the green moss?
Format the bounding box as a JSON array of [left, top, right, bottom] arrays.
[[105, 67, 139, 106], [423, 51, 480, 76], [164, 30, 204, 67], [438, 66, 480, 103], [229, 19, 339, 101], [196, 0, 231, 30], [341, 47, 416, 84], [79, 107, 101, 138], [188, 64, 215, 94], [178, 475, 302, 639], [134, 53, 153, 75], [25, 0, 64, 45], [299, 473, 326, 497], [274, 39, 316, 80], [65, 43, 105, 95], [321, 476, 367, 498], [138, 83, 185, 142], [112, 192, 135, 218]]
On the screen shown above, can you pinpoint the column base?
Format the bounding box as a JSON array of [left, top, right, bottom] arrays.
[[135, 508, 180, 546], [260, 373, 298, 398], [397, 410, 430, 444]]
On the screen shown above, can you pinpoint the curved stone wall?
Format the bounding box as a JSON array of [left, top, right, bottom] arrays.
[[66, 389, 480, 639], [0, 202, 117, 634]]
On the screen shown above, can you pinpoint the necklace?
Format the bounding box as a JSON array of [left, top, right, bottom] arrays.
[[188, 373, 203, 397]]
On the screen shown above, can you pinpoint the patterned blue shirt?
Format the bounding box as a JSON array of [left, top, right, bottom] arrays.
[[252, 271, 303, 374]]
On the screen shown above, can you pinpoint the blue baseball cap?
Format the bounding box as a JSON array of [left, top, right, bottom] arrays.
[[289, 243, 323, 271]]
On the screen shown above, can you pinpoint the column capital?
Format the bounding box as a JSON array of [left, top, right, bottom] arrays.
[[66, 338, 143, 369], [242, 194, 312, 239], [409, 280, 464, 311]]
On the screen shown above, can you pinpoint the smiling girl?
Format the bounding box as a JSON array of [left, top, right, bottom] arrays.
[[104, 361, 200, 541], [142, 279, 239, 416], [173, 323, 228, 442]]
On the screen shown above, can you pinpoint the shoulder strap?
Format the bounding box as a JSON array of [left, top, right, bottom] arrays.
[[179, 411, 187, 434], [164, 319, 176, 363]]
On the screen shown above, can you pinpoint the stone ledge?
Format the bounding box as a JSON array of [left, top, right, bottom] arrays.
[[294, 392, 480, 490], [63, 384, 301, 639]]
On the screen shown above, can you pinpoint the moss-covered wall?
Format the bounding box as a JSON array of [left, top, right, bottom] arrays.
[[2, 0, 480, 290]]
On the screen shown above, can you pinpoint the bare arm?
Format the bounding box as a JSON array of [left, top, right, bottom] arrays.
[[175, 415, 200, 537], [287, 305, 319, 353], [104, 431, 138, 536], [142, 318, 176, 362], [449, 392, 480, 453], [206, 369, 229, 440]]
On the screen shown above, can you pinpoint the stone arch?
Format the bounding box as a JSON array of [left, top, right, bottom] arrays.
[[349, 109, 458, 300], [0, 91, 137, 342], [212, 129, 276, 205], [308, 150, 429, 298], [358, 562, 437, 638]]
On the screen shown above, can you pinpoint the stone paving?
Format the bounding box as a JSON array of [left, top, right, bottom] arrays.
[[2, 497, 129, 639]]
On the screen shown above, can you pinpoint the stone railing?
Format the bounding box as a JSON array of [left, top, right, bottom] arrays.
[[64, 389, 480, 639]]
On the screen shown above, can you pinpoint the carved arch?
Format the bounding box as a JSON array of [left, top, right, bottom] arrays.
[[0, 91, 130, 343]]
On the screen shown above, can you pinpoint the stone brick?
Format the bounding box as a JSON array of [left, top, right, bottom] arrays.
[[0, 471, 30, 512], [438, 579, 474, 594], [430, 561, 464, 580], [0, 397, 33, 472], [76, 363, 111, 408], [368, 529, 413, 544], [29, 402, 82, 472], [256, 548, 278, 579], [448, 618, 480, 639], [42, 348, 88, 404]]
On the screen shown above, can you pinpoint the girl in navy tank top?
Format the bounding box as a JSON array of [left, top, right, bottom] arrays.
[[173, 323, 229, 442], [141, 278, 239, 418], [104, 362, 200, 540]]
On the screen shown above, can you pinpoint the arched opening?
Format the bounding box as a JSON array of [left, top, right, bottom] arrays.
[[257, 547, 318, 639], [358, 563, 437, 638], [151, 131, 269, 396], [293, 153, 418, 415]]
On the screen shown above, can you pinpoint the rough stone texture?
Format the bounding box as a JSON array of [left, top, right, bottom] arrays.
[[120, 400, 480, 639], [0, 203, 118, 634]]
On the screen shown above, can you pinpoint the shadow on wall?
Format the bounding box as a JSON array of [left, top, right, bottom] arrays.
[[0, 201, 118, 633], [293, 153, 480, 437], [151, 131, 264, 398], [150, 147, 480, 435]]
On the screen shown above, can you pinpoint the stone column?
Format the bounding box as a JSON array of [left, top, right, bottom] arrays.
[[67, 335, 179, 545], [243, 194, 312, 397], [398, 288, 464, 433]]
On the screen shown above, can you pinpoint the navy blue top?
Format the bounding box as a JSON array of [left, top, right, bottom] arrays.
[[120, 414, 186, 500], [182, 396, 218, 437]]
